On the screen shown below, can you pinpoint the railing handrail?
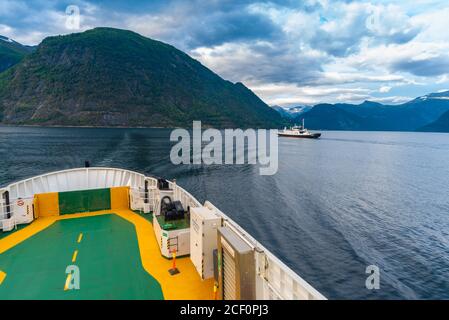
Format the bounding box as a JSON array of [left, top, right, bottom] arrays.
[[174, 185, 326, 300], [214, 204, 325, 300], [1, 167, 147, 189]]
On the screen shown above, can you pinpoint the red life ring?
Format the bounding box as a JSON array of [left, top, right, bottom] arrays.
[[17, 199, 25, 206]]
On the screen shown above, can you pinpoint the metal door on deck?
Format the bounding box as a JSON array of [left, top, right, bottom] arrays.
[[222, 247, 237, 300]]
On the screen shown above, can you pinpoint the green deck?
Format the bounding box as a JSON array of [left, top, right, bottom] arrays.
[[156, 215, 189, 231], [0, 214, 164, 299]]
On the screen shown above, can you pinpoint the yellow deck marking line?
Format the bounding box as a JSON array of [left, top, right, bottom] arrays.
[[0, 218, 55, 254], [77, 233, 83, 243], [64, 273, 72, 291], [114, 209, 214, 300], [0, 208, 214, 300], [72, 250, 78, 263], [0, 270, 6, 285], [0, 210, 110, 254]]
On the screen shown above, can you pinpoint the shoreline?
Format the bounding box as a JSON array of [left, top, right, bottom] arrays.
[[0, 123, 170, 129], [0, 123, 281, 130], [0, 123, 448, 134]]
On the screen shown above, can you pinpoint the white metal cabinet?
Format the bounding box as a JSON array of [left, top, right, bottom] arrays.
[[190, 206, 221, 279]]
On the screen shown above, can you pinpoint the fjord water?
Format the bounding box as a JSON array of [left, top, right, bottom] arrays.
[[1, 126, 448, 299]]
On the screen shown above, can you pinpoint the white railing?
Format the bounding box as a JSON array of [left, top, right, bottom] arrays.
[[1, 167, 325, 300], [169, 182, 325, 300], [5, 167, 147, 200], [0, 203, 12, 218], [202, 200, 326, 300], [130, 185, 158, 213], [0, 199, 16, 232], [170, 180, 202, 210]]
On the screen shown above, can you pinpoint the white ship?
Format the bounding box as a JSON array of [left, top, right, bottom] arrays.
[[0, 167, 325, 300], [278, 119, 321, 139]]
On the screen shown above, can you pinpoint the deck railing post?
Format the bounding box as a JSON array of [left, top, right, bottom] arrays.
[[144, 180, 149, 204], [3, 191, 11, 219]]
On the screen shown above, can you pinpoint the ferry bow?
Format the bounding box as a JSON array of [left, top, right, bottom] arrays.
[[0, 167, 325, 300]]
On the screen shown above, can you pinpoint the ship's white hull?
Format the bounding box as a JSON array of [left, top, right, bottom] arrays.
[[278, 132, 321, 139]]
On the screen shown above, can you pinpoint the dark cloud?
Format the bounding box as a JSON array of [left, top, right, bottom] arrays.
[[184, 10, 282, 48], [392, 56, 449, 77], [2, 0, 421, 55], [86, 0, 167, 13], [191, 39, 326, 86], [1, 0, 445, 105], [387, 28, 420, 44]]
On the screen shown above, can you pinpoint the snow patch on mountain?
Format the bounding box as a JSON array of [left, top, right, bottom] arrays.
[[0, 36, 13, 43]]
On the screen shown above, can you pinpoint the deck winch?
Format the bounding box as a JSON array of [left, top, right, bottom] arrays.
[[153, 180, 191, 258], [160, 196, 185, 221]]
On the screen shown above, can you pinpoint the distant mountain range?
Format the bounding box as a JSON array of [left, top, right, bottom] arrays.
[[0, 35, 34, 73], [419, 108, 449, 132], [271, 105, 312, 119], [0, 28, 283, 128], [1, 29, 449, 132], [272, 93, 449, 132]]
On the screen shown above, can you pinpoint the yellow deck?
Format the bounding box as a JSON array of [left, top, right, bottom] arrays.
[[0, 209, 214, 300]]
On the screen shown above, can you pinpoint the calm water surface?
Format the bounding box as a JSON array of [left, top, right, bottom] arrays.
[[1, 126, 449, 299]]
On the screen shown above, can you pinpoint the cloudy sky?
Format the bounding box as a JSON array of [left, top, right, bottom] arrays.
[[1, 0, 449, 106]]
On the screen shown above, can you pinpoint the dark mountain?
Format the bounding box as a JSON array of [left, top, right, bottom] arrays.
[[0, 28, 283, 128], [0, 35, 34, 72], [419, 109, 449, 132], [296, 104, 368, 130], [294, 93, 449, 131]]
